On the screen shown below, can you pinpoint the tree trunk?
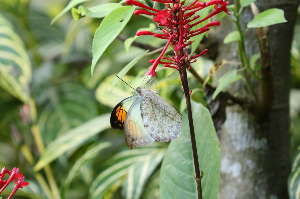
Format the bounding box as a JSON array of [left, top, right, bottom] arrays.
[[214, 0, 299, 198]]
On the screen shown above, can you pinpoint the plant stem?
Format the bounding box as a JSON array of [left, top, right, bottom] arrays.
[[20, 145, 53, 199], [179, 64, 203, 199], [29, 99, 61, 199], [234, 0, 259, 100]]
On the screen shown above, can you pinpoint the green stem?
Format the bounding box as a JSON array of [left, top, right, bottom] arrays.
[[20, 145, 53, 199], [29, 99, 61, 199], [234, 0, 259, 100]]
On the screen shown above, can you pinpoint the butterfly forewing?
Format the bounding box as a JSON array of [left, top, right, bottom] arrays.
[[124, 97, 155, 149], [110, 96, 139, 130]]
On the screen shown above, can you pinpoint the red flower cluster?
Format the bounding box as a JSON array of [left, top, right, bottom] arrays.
[[0, 167, 29, 199], [126, 0, 229, 77]]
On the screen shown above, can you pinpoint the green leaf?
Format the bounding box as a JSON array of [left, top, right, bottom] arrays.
[[250, 53, 260, 69], [96, 75, 134, 108], [65, 142, 111, 185], [72, 4, 123, 20], [160, 101, 220, 199], [213, 69, 241, 100], [111, 50, 148, 92], [288, 146, 300, 199], [34, 114, 110, 171], [247, 8, 287, 28], [0, 14, 31, 102], [90, 146, 166, 199], [191, 6, 211, 54], [240, 0, 256, 7], [38, 83, 98, 145], [124, 23, 156, 52], [91, 6, 135, 75], [223, 31, 241, 44], [50, 0, 89, 24]]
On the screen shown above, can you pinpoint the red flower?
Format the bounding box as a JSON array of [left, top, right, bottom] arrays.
[[153, 10, 171, 25], [0, 167, 28, 199], [127, 0, 230, 77], [8, 176, 29, 199]]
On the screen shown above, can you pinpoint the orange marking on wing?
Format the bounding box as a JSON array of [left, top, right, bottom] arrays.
[[116, 106, 126, 123]]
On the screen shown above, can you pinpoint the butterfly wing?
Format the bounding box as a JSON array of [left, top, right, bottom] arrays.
[[110, 96, 139, 130], [124, 97, 155, 149], [140, 96, 181, 142]]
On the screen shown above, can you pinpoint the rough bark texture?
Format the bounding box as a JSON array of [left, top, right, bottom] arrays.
[[214, 0, 299, 198]]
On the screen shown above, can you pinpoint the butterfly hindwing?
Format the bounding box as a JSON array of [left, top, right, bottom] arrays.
[[124, 97, 155, 149], [110, 96, 139, 130], [140, 92, 181, 142]]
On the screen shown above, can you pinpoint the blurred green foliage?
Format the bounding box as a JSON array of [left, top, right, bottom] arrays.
[[0, 0, 299, 198]]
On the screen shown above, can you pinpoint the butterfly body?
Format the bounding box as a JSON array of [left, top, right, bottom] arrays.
[[111, 87, 181, 149]]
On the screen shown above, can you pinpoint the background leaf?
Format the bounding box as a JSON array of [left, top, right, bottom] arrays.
[[240, 0, 256, 7], [38, 82, 98, 145], [250, 53, 260, 69], [213, 69, 242, 100], [160, 101, 221, 199], [90, 145, 166, 199], [91, 6, 135, 75], [111, 50, 148, 92], [73, 4, 123, 20], [247, 8, 287, 28], [65, 142, 111, 185], [223, 31, 241, 44], [51, 0, 89, 24], [289, 146, 300, 199], [0, 14, 31, 102], [34, 114, 110, 171]]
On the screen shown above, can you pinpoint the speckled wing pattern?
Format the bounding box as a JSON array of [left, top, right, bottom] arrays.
[[139, 88, 181, 142], [124, 96, 155, 149]]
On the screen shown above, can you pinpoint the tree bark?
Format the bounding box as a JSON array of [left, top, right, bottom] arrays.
[[214, 0, 299, 198]]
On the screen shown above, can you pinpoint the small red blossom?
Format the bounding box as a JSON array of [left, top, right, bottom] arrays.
[[153, 10, 171, 25], [126, 0, 230, 77], [0, 167, 29, 199]]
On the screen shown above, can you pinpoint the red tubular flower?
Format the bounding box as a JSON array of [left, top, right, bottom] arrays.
[[126, 0, 160, 12], [126, 0, 229, 76], [153, 10, 171, 25], [134, 10, 156, 15], [8, 176, 29, 199], [136, 31, 155, 36]]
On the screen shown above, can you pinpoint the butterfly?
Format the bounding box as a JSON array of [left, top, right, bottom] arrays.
[[110, 86, 181, 149]]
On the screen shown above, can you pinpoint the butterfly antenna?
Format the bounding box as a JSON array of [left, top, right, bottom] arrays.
[[116, 76, 136, 91]]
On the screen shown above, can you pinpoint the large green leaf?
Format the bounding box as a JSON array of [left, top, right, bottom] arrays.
[[34, 114, 110, 171], [111, 50, 148, 92], [50, 0, 89, 24], [72, 4, 122, 20], [90, 145, 166, 199], [0, 14, 31, 102], [91, 6, 135, 75], [213, 69, 243, 100], [160, 101, 221, 199], [191, 6, 211, 54], [247, 8, 287, 28], [65, 142, 111, 185], [289, 146, 300, 199]]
